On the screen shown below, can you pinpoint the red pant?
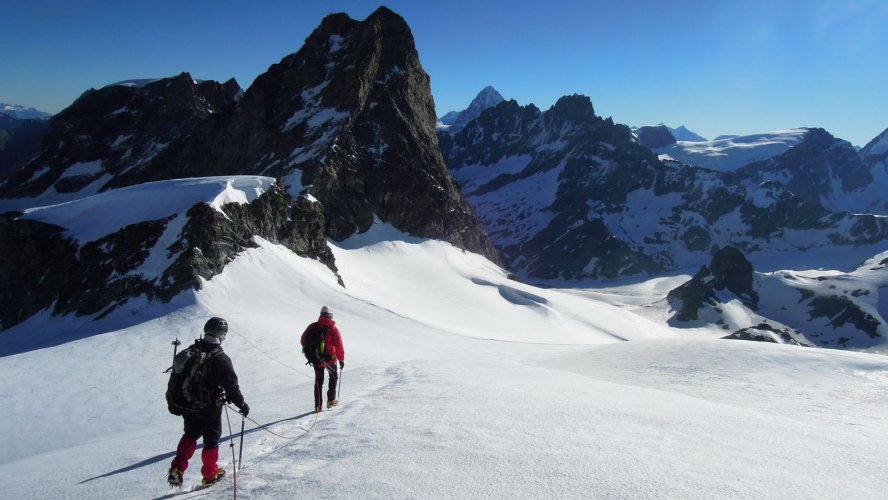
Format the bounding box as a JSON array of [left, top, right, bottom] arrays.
[[171, 409, 223, 480], [171, 437, 220, 480]]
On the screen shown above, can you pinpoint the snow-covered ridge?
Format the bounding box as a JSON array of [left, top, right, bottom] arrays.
[[22, 176, 275, 243], [655, 128, 809, 171], [104, 78, 164, 88], [862, 127, 888, 157]]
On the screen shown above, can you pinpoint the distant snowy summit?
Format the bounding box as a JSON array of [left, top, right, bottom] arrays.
[[631, 124, 707, 147], [861, 127, 888, 159], [654, 128, 810, 172], [0, 102, 51, 120], [104, 78, 165, 88], [104, 77, 216, 89], [437, 86, 505, 133], [669, 125, 707, 142]]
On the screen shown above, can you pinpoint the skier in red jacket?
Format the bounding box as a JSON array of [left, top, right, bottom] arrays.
[[301, 305, 345, 412]]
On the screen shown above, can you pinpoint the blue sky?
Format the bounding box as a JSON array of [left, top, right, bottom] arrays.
[[2, 0, 886, 146]]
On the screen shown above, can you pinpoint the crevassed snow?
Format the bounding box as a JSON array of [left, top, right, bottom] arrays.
[[22, 176, 275, 242]]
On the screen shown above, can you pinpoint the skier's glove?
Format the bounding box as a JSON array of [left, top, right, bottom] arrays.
[[168, 405, 182, 416], [339, 360, 345, 369], [239, 403, 250, 417]]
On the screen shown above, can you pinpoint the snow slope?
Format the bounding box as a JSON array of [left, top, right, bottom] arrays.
[[2, 215, 888, 498]]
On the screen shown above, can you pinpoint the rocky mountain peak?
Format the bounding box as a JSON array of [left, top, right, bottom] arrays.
[[667, 246, 759, 322], [0, 73, 242, 200], [464, 87, 505, 116], [438, 86, 506, 133], [545, 94, 596, 126], [242, 6, 495, 257], [708, 246, 756, 297], [735, 127, 874, 210], [636, 125, 676, 148], [669, 125, 706, 142]]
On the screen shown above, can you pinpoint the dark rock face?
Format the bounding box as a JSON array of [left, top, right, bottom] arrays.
[[806, 295, 880, 345], [250, 7, 498, 259], [0, 181, 337, 330], [440, 95, 665, 279], [0, 73, 241, 199], [723, 323, 811, 346], [163, 183, 340, 299], [636, 125, 676, 149], [723, 326, 779, 343], [667, 246, 759, 322], [0, 213, 79, 328], [0, 115, 50, 181]]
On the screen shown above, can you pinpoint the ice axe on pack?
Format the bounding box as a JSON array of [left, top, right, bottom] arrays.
[[163, 338, 182, 373]]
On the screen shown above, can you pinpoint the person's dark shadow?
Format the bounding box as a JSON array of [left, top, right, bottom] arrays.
[[78, 411, 317, 489]]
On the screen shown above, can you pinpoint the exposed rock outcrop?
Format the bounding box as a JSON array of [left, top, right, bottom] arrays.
[[635, 125, 676, 149], [0, 181, 337, 330], [667, 246, 759, 322]]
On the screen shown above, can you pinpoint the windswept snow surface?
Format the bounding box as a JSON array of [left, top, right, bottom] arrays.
[[1, 217, 887, 499]]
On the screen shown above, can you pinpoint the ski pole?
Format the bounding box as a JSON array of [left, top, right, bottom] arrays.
[[163, 338, 182, 373], [238, 414, 245, 470], [224, 406, 238, 500], [337, 364, 343, 402]]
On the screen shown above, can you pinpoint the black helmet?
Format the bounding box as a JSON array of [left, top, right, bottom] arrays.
[[204, 317, 228, 339]]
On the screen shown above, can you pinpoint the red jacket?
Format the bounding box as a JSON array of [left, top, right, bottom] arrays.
[[301, 316, 345, 367]]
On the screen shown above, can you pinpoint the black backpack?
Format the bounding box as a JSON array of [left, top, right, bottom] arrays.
[[166, 342, 221, 414], [303, 325, 330, 364]]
